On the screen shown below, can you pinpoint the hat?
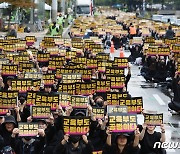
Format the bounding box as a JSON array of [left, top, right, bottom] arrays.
[[4, 115, 16, 125], [37, 119, 47, 125], [116, 133, 130, 138]]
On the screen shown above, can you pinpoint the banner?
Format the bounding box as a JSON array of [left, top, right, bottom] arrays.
[[35, 93, 59, 110], [43, 74, 55, 85], [75, 82, 96, 95], [106, 67, 124, 76], [66, 51, 77, 59], [58, 83, 76, 95], [62, 73, 82, 83], [48, 60, 65, 70], [95, 79, 111, 92], [27, 91, 37, 105], [109, 113, 137, 133], [47, 47, 59, 56], [144, 113, 163, 126], [72, 42, 84, 49], [15, 43, 26, 51], [63, 116, 90, 135], [107, 105, 128, 115], [107, 75, 125, 89], [72, 57, 87, 64], [0, 59, 9, 69], [92, 107, 105, 119], [31, 106, 51, 119], [11, 79, 32, 93], [119, 97, 143, 114], [158, 47, 170, 55], [37, 53, 50, 62], [59, 92, 71, 108], [113, 58, 128, 68], [71, 95, 89, 108], [106, 92, 128, 105], [19, 123, 38, 137], [1, 64, 18, 76], [3, 44, 16, 52], [172, 45, 180, 53]]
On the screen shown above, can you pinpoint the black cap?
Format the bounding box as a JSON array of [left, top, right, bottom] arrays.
[[4, 115, 16, 125], [37, 119, 47, 125]]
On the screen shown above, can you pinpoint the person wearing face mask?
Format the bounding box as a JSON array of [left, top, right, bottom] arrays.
[[54, 134, 93, 154], [139, 123, 166, 154], [154, 57, 167, 83], [0, 115, 17, 153]]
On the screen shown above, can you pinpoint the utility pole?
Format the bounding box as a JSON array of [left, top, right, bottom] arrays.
[[52, 0, 58, 22]]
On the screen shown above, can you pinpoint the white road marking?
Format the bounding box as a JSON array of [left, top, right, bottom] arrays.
[[138, 76, 146, 82], [166, 149, 176, 152], [153, 94, 166, 105]]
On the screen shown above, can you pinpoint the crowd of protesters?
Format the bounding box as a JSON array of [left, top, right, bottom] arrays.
[[0, 10, 179, 154]]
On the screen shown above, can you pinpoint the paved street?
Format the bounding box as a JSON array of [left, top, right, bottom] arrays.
[[108, 49, 180, 153]]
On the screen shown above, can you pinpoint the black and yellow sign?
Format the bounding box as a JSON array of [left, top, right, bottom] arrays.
[[109, 113, 137, 133], [96, 53, 110, 61], [59, 92, 71, 108], [113, 58, 128, 68], [75, 82, 96, 95], [0, 59, 9, 69], [95, 79, 111, 92], [178, 64, 180, 74], [43, 74, 55, 85], [47, 47, 59, 56], [48, 59, 65, 70], [75, 69, 92, 80], [15, 43, 26, 51], [92, 107, 105, 119], [3, 44, 16, 52], [58, 83, 76, 95], [97, 60, 112, 72], [144, 113, 163, 126], [63, 117, 90, 135], [19, 62, 34, 72], [32, 106, 51, 119], [72, 42, 84, 49], [19, 123, 38, 137], [172, 45, 180, 53], [158, 47, 170, 55], [25, 36, 36, 43], [56, 68, 74, 79], [0, 97, 17, 109], [106, 92, 128, 105], [27, 91, 37, 105], [0, 108, 9, 115], [13, 55, 30, 64], [11, 79, 32, 93], [87, 59, 98, 68], [32, 79, 41, 91], [119, 97, 143, 114], [24, 73, 43, 79], [107, 75, 125, 89], [71, 95, 89, 108], [0, 91, 18, 98], [62, 73, 82, 83], [66, 51, 77, 59], [107, 105, 128, 115], [1, 64, 18, 76], [145, 37, 155, 43], [35, 93, 59, 110], [164, 38, 177, 45], [43, 42, 56, 49], [71, 57, 87, 64], [37, 53, 50, 62], [106, 67, 124, 76]]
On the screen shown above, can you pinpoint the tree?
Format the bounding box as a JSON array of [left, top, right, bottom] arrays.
[[0, 0, 35, 31]]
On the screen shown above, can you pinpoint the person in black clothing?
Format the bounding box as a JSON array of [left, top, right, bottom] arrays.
[[103, 128, 140, 154], [165, 26, 175, 39], [0, 115, 17, 153], [168, 72, 180, 112], [8, 25, 17, 38], [139, 123, 166, 154], [54, 134, 93, 154], [112, 34, 121, 50]]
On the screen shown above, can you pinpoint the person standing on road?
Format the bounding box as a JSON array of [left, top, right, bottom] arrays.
[[8, 25, 17, 38], [50, 22, 59, 36], [165, 26, 175, 39], [57, 14, 65, 28]]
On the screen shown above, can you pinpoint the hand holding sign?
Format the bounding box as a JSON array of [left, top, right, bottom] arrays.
[[82, 135, 88, 144], [12, 128, 19, 138]]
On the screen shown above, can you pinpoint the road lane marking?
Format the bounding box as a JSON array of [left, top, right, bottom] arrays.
[[153, 94, 166, 105]]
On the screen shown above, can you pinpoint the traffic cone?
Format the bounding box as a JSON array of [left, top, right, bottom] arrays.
[[110, 41, 115, 53], [119, 47, 124, 58]]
